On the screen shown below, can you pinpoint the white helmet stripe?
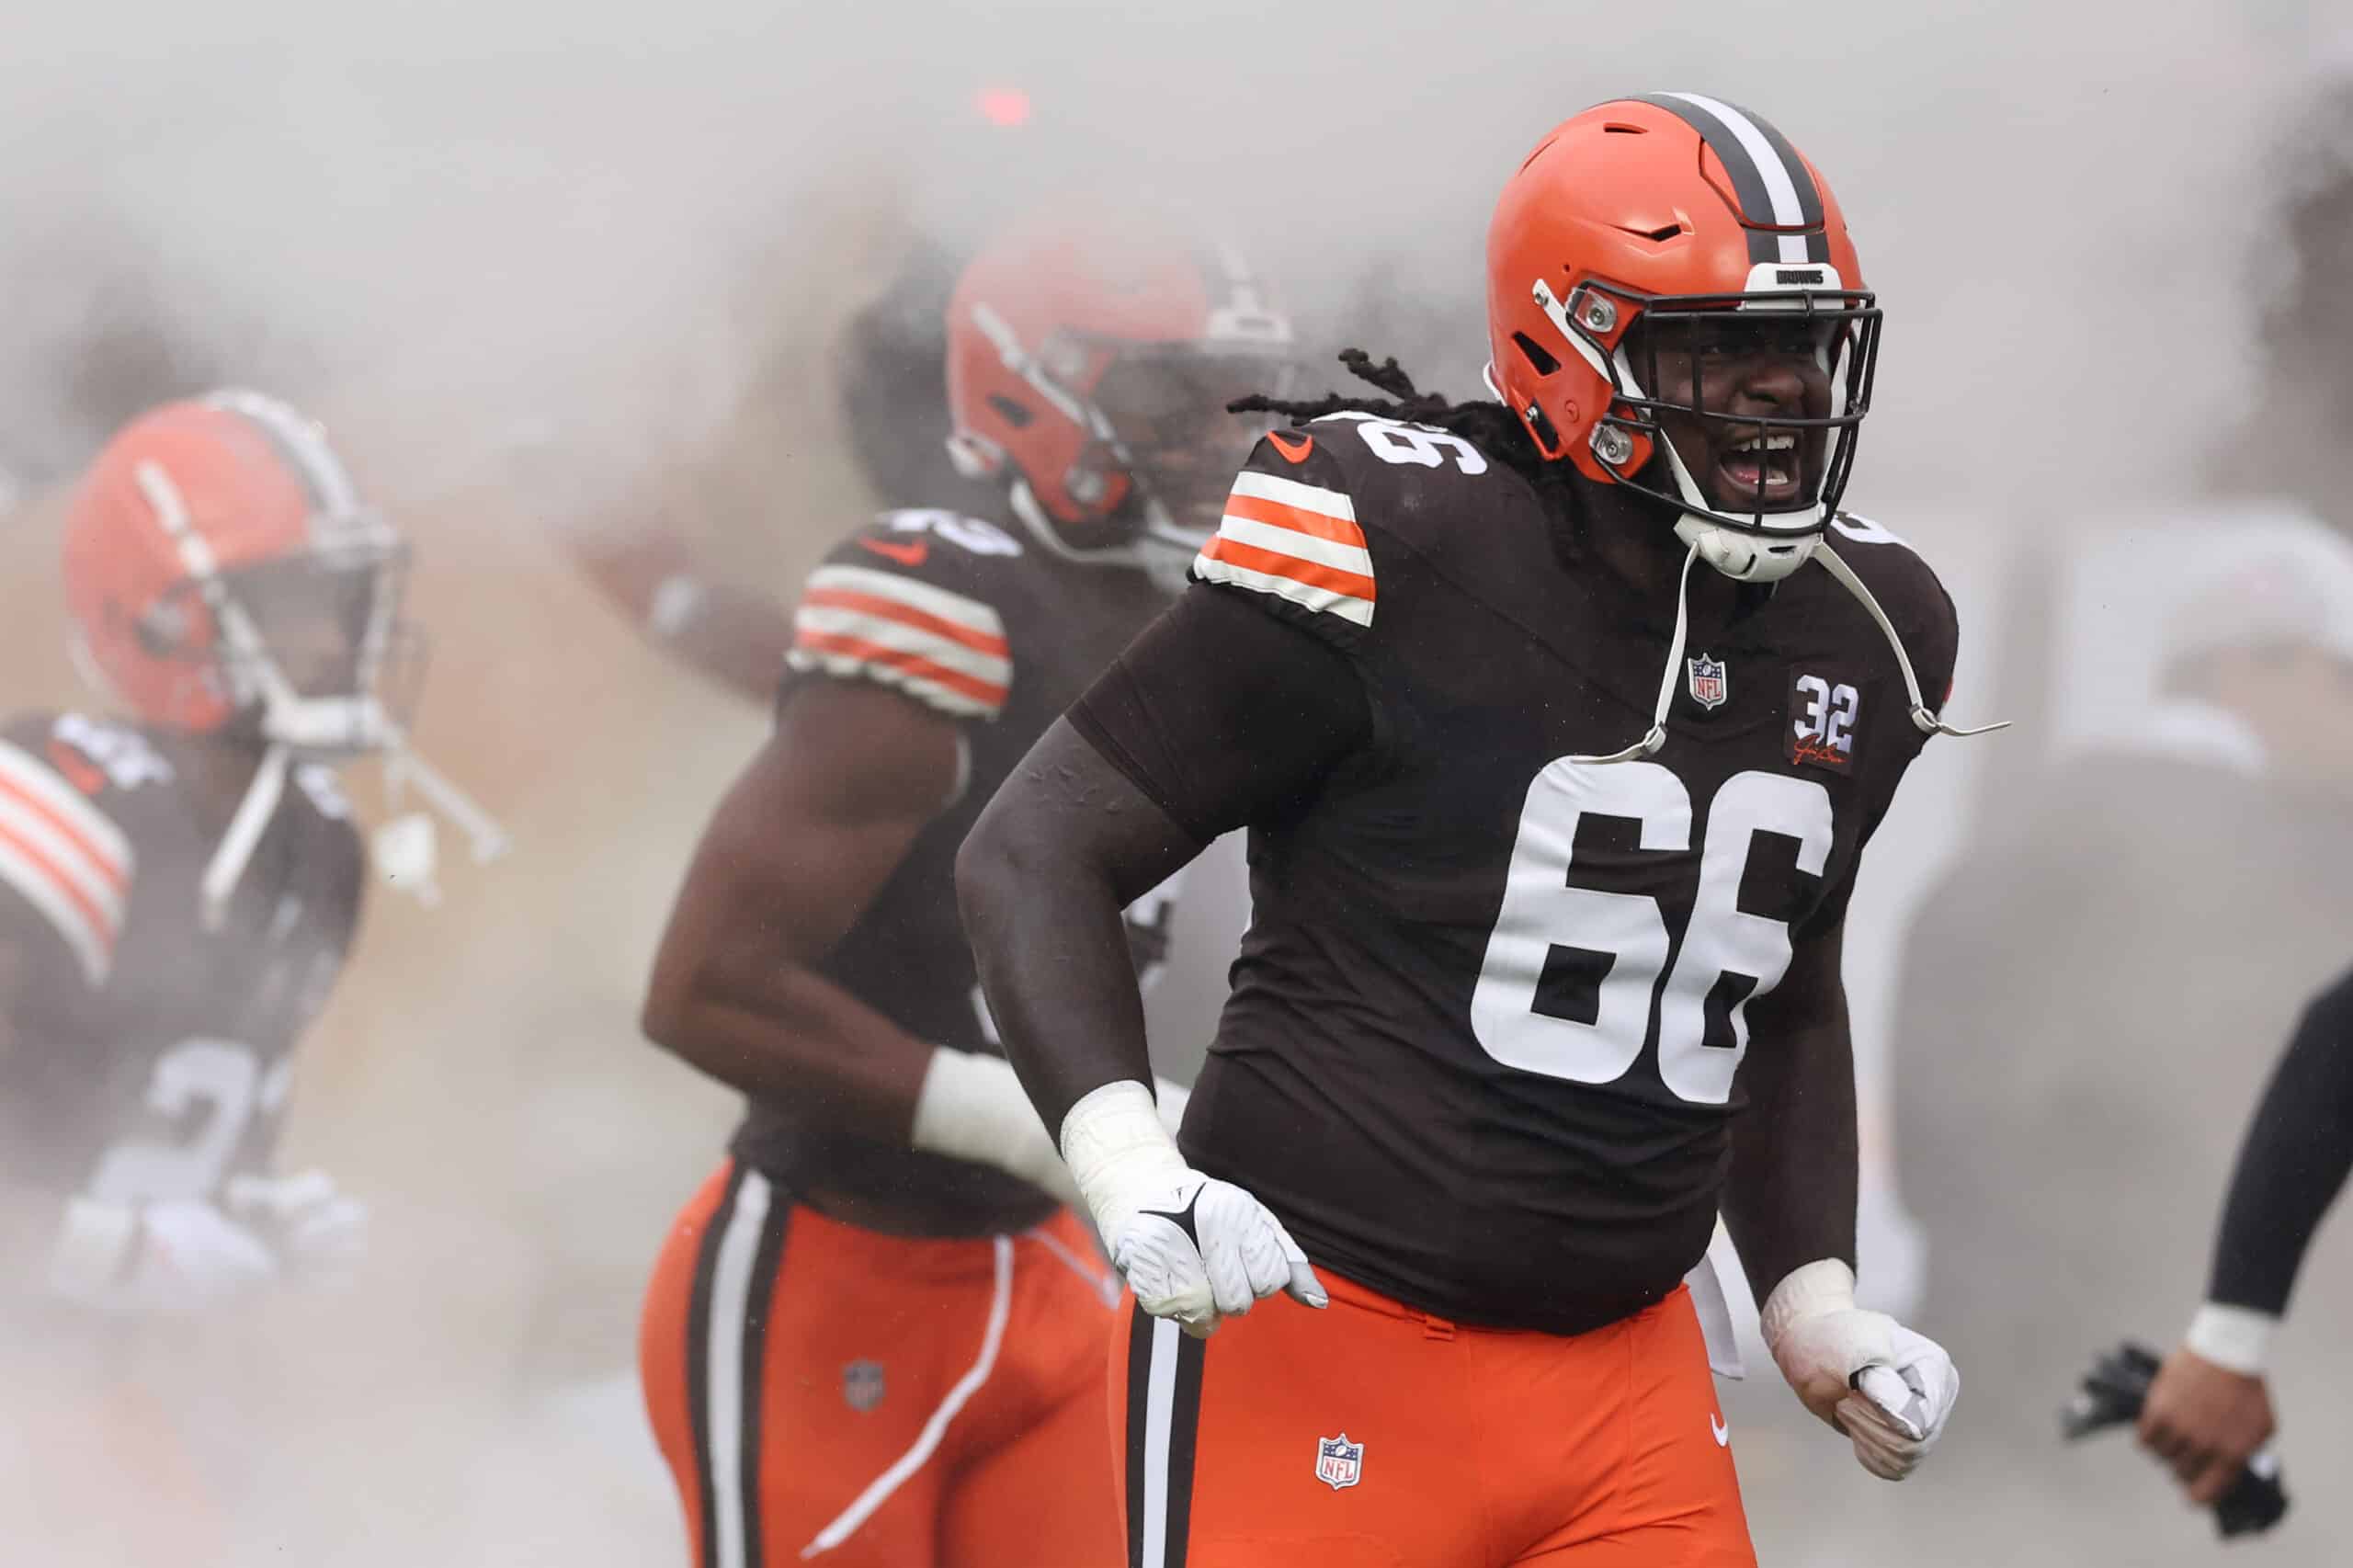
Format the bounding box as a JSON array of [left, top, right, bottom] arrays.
[[1662, 94, 1813, 266], [1636, 93, 1830, 267]]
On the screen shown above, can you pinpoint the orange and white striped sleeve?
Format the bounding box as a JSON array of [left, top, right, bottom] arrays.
[[0, 736, 135, 988], [785, 562, 1013, 720], [1192, 465, 1376, 631]]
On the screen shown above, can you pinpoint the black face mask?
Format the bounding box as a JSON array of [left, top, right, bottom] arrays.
[[1562, 278, 1881, 540], [1088, 347, 1288, 537]]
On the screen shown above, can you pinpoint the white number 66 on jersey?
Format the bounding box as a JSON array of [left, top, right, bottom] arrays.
[[1471, 761, 1834, 1105]]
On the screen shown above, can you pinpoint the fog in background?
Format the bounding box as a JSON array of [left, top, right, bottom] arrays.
[[0, 1, 2348, 1562]]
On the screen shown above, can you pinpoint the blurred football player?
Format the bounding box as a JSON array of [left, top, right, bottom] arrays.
[[635, 213, 1291, 1565], [961, 95, 1979, 1565], [0, 391, 494, 1560], [0, 391, 486, 1558], [0, 391, 470, 1312]]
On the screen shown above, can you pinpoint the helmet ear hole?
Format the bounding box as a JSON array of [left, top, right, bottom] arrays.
[[132, 596, 195, 658], [985, 393, 1035, 429], [1511, 332, 1562, 378]]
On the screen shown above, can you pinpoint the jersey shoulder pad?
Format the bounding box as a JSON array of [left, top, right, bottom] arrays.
[[1192, 424, 1383, 643], [1192, 413, 1518, 647], [0, 711, 151, 987], [784, 510, 1021, 720], [1824, 512, 1961, 708]]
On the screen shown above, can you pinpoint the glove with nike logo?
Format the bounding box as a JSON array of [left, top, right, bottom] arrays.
[[1762, 1258, 1961, 1480], [1060, 1079, 1327, 1337]]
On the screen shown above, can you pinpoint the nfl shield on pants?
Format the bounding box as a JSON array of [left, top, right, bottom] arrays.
[[640, 1161, 1129, 1567], [1111, 1270, 1755, 1567]]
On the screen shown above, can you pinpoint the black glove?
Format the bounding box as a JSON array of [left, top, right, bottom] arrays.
[[2061, 1340, 2289, 1539]]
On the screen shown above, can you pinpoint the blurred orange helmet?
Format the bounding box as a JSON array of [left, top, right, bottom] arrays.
[[62, 391, 412, 751], [944, 211, 1293, 584], [1486, 95, 1880, 582]]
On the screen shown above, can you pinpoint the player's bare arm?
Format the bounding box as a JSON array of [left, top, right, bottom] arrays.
[[961, 584, 1372, 1335], [956, 717, 1199, 1131], [1722, 916, 1859, 1305], [644, 670, 1107, 1212], [961, 715, 1327, 1335], [1721, 912, 1961, 1480], [642, 676, 964, 1133], [571, 518, 795, 704]]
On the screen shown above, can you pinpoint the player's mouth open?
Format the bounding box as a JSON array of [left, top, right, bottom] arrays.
[[1715, 430, 1802, 506]]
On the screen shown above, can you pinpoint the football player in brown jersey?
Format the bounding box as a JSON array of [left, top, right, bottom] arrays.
[[0, 391, 495, 1556], [961, 96, 1984, 1566], [633, 212, 1292, 1566], [0, 390, 500, 1312]]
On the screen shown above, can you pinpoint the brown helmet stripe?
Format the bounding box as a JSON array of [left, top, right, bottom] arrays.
[[1631, 93, 1833, 266]]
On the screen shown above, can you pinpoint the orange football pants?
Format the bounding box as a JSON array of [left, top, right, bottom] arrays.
[[1110, 1273, 1755, 1568], [641, 1161, 1126, 1567]]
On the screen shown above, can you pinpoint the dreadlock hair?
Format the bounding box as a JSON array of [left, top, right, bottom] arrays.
[[1229, 348, 1566, 492]]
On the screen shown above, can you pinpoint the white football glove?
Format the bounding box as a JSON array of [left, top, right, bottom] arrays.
[[1761, 1258, 1960, 1480], [1060, 1079, 1325, 1337], [225, 1169, 369, 1286], [49, 1195, 278, 1313], [911, 1048, 1192, 1210]]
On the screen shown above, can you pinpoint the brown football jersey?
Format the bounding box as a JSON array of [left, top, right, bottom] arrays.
[[1073, 413, 1960, 1332], [728, 506, 1180, 1234], [0, 712, 363, 1207]]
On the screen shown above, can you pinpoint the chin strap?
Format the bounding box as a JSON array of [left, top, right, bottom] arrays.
[[1574, 535, 2010, 766], [199, 744, 290, 931], [382, 742, 512, 864], [1812, 542, 2010, 739], [1570, 540, 1699, 765], [198, 725, 511, 926], [1004, 478, 1196, 593]]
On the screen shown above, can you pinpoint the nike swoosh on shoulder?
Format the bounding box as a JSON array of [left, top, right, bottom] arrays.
[[1710, 1414, 1729, 1447], [858, 538, 930, 566], [1266, 431, 1313, 464]]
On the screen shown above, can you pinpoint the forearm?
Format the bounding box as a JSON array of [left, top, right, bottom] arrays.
[[642, 938, 934, 1140], [2203, 966, 2353, 1328], [958, 721, 1199, 1135], [1722, 967, 1859, 1303], [574, 528, 793, 702]]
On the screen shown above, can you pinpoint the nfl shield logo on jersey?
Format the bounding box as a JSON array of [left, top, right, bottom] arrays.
[[1314, 1432, 1364, 1491], [1687, 653, 1729, 711], [843, 1359, 886, 1413]]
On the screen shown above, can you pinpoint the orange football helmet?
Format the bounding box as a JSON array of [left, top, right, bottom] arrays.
[[62, 391, 411, 752], [944, 212, 1292, 585], [1486, 95, 1880, 582]]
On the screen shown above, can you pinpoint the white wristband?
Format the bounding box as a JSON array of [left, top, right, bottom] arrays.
[[1759, 1257, 1858, 1351], [2186, 1302, 2277, 1376], [909, 1047, 1066, 1195], [1059, 1079, 1188, 1241]]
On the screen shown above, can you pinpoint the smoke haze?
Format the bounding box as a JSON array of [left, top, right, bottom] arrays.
[[0, 2, 2347, 1562]]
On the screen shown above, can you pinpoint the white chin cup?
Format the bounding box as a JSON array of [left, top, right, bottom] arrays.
[[263, 694, 394, 755], [1674, 516, 1820, 584]]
